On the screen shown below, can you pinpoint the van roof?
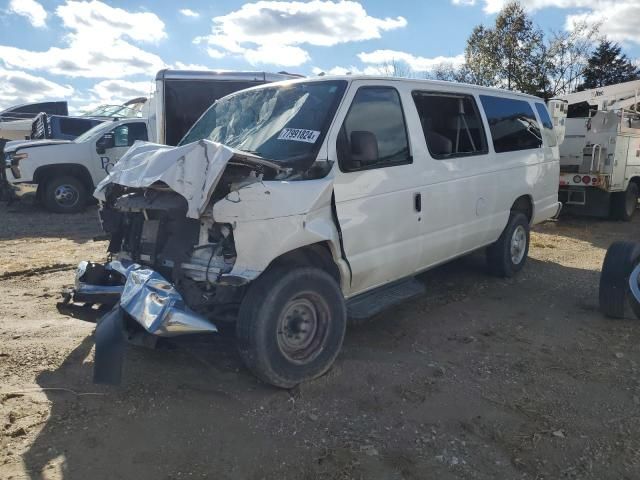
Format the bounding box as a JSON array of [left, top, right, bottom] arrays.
[[273, 74, 545, 101]]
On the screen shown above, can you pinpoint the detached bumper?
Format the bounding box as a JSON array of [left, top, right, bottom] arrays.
[[68, 260, 217, 337], [67, 260, 217, 385]]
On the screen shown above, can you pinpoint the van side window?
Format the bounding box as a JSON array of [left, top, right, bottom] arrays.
[[534, 103, 557, 147], [338, 87, 411, 172], [479, 95, 542, 153], [412, 91, 487, 159]]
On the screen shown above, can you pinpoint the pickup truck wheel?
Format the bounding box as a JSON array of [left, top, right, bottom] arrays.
[[599, 241, 640, 319], [486, 212, 530, 278], [236, 267, 346, 388], [42, 175, 87, 213], [611, 183, 638, 221]]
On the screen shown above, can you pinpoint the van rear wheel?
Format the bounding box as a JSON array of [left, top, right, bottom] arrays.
[[236, 267, 346, 388], [486, 212, 530, 278], [42, 175, 87, 214]]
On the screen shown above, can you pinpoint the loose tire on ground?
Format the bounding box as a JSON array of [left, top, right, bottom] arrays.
[[42, 175, 87, 214], [610, 182, 638, 222], [486, 212, 530, 278], [236, 266, 347, 388], [599, 240, 640, 319]]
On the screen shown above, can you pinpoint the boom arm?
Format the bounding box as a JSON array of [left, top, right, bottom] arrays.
[[556, 79, 640, 110]]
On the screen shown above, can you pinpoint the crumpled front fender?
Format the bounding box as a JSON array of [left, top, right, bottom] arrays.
[[212, 177, 346, 285]]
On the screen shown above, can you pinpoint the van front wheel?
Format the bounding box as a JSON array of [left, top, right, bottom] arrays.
[[236, 267, 346, 388], [487, 212, 530, 278]]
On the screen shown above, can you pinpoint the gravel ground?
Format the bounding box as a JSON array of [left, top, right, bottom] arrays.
[[2, 198, 640, 480]]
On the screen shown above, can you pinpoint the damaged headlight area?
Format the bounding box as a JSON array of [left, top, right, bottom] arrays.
[[70, 185, 247, 317]]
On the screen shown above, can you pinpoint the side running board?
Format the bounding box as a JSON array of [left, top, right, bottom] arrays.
[[347, 278, 425, 320]]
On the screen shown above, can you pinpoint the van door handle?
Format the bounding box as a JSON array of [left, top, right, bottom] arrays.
[[414, 192, 422, 212]]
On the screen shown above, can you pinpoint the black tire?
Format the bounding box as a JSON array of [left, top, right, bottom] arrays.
[[486, 212, 530, 278], [236, 267, 346, 388], [611, 182, 638, 221], [42, 175, 87, 213], [599, 241, 640, 319]]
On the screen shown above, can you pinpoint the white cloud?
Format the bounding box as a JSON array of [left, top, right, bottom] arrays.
[[63, 79, 154, 114], [57, 0, 166, 42], [358, 50, 465, 72], [565, 2, 640, 45], [206, 48, 226, 59], [91, 79, 153, 103], [180, 8, 200, 18], [453, 0, 640, 45], [197, 1, 407, 66], [8, 0, 48, 28], [173, 62, 213, 71], [0, 69, 74, 110], [477, 0, 599, 14], [0, 1, 168, 78], [244, 45, 311, 66]]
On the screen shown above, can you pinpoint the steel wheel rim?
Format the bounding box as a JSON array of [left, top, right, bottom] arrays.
[[54, 184, 79, 208], [276, 292, 330, 365], [510, 225, 527, 265]]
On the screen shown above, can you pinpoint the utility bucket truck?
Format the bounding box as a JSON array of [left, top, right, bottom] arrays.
[[557, 80, 640, 220]]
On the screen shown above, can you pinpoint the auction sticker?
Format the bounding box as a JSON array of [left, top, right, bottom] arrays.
[[277, 128, 320, 143]]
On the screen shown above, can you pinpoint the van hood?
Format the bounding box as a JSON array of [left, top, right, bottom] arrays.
[[94, 139, 288, 219], [6, 139, 72, 154]]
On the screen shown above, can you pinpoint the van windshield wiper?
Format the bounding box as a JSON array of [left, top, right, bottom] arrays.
[[237, 149, 262, 156], [231, 148, 290, 174]]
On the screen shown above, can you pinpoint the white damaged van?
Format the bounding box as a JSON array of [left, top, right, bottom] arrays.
[[68, 76, 562, 387]]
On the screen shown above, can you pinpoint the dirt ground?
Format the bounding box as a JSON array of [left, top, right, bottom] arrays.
[[2, 197, 640, 480]]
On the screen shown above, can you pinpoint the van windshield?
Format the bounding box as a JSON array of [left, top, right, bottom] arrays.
[[179, 80, 347, 166]]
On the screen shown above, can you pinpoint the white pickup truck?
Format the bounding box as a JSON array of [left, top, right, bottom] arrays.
[[4, 119, 149, 212], [2, 70, 297, 212]]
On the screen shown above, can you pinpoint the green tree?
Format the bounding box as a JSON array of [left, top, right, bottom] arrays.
[[459, 1, 600, 99], [581, 40, 639, 89], [543, 21, 601, 97], [464, 1, 544, 95]]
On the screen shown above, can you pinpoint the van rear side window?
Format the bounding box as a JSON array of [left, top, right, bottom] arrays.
[[412, 91, 487, 159], [479, 95, 542, 153], [534, 103, 557, 147]]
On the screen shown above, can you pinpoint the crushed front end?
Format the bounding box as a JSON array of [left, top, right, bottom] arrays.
[[67, 140, 286, 384]]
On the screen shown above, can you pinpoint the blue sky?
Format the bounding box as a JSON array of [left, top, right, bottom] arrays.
[[0, 0, 638, 112]]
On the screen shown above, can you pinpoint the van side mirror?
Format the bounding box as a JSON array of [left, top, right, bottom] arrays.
[[96, 133, 114, 154], [350, 131, 378, 167]]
